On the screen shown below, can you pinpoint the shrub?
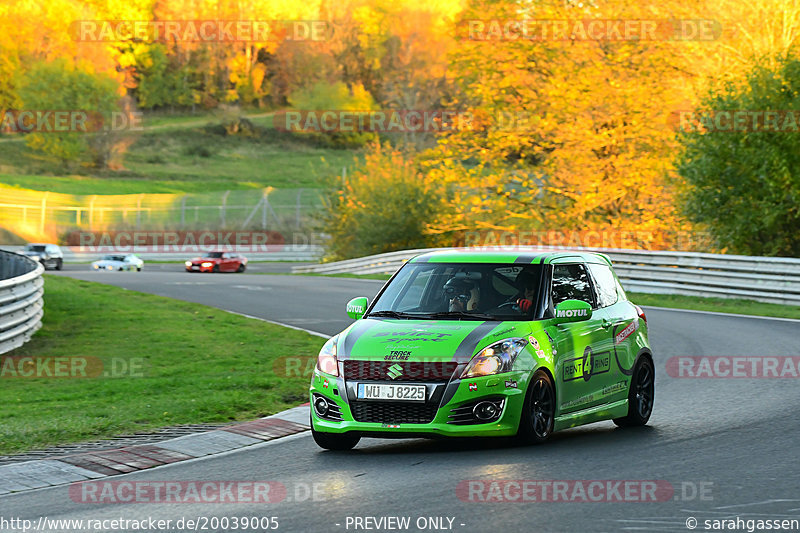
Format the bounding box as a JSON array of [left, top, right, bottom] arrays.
[[320, 143, 452, 260]]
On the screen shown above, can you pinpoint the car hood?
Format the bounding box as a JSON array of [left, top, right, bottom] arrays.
[[337, 318, 531, 363], [93, 260, 121, 266], [190, 257, 221, 263]]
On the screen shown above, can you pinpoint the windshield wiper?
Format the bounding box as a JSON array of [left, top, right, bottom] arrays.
[[425, 311, 496, 321], [365, 310, 421, 319]]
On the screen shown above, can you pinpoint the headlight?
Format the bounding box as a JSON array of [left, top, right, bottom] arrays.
[[185, 261, 192, 267], [92, 264, 99, 269], [201, 262, 213, 267], [106, 265, 113, 270], [316, 336, 339, 377], [461, 338, 527, 378]]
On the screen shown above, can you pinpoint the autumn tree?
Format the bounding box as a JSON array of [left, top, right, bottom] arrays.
[[424, 0, 704, 248], [321, 143, 452, 260], [17, 60, 121, 167]]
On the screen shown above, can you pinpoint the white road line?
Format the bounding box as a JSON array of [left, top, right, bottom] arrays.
[[642, 305, 800, 323], [221, 309, 331, 339]]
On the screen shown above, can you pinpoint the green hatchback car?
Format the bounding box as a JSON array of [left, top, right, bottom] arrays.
[[309, 250, 654, 450]]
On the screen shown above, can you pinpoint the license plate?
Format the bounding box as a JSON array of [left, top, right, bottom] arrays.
[[191, 266, 199, 270], [357, 383, 426, 402]]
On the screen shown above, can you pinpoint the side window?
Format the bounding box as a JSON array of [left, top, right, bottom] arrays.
[[587, 264, 619, 308], [551, 264, 594, 307]]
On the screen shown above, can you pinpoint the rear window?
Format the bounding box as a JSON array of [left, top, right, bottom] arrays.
[[587, 263, 619, 308]]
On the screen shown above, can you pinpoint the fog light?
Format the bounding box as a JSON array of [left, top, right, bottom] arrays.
[[473, 401, 500, 421], [314, 396, 330, 417]]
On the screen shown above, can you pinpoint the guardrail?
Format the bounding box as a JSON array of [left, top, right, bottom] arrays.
[[0, 251, 44, 355], [0, 245, 324, 263], [292, 246, 800, 306]]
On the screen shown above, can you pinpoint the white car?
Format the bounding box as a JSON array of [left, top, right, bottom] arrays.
[[91, 254, 143, 271]]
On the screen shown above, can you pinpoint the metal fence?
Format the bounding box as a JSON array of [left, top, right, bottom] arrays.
[[0, 245, 324, 263], [0, 251, 44, 355], [292, 246, 800, 306], [0, 185, 324, 243]]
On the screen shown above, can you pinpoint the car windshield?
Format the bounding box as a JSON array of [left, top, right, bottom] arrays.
[[203, 252, 223, 258], [25, 245, 46, 252], [368, 262, 545, 320], [101, 255, 125, 261]]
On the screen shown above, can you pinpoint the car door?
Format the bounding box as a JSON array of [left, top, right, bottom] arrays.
[[220, 253, 232, 271], [586, 262, 639, 404], [548, 262, 609, 415], [582, 262, 627, 405]]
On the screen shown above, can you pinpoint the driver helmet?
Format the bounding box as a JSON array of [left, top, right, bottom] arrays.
[[443, 277, 480, 312]]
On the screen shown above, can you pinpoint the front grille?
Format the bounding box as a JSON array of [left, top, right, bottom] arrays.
[[350, 402, 439, 424], [343, 361, 458, 382]]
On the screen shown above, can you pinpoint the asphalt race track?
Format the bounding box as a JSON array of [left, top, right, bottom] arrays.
[[2, 268, 799, 532]]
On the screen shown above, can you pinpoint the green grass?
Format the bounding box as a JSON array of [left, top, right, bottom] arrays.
[[628, 292, 800, 320], [262, 272, 392, 280], [0, 118, 360, 195], [0, 275, 323, 455]]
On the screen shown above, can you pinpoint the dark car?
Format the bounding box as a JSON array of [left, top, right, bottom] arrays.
[[185, 251, 248, 273], [19, 243, 63, 270]]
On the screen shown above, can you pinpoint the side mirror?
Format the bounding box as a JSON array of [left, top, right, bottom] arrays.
[[346, 297, 369, 320], [554, 299, 592, 324]]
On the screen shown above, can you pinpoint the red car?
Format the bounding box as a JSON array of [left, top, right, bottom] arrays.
[[185, 251, 248, 273]]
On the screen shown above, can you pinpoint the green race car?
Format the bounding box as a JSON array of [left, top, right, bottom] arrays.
[[309, 250, 654, 450]]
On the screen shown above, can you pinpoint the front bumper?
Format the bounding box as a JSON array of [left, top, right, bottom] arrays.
[[185, 264, 214, 272], [309, 370, 529, 438]]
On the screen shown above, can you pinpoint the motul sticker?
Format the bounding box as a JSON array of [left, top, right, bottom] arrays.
[[556, 308, 588, 318]]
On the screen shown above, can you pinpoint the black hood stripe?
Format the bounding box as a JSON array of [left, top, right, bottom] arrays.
[[341, 320, 378, 360], [452, 321, 501, 362]]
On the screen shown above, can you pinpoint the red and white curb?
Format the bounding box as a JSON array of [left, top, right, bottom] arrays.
[[0, 404, 311, 495]]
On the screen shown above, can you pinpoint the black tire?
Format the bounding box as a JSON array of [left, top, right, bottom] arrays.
[[311, 421, 360, 451], [212, 264, 220, 273], [137, 267, 142, 272], [614, 356, 655, 427], [517, 370, 556, 444], [237, 263, 246, 273], [118, 267, 124, 271], [55, 259, 63, 271]]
